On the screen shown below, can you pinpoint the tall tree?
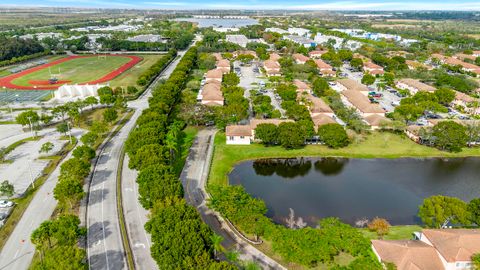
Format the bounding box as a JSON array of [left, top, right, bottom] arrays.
[[418, 195, 470, 228]]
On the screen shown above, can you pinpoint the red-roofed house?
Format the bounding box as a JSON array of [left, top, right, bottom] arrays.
[[292, 53, 310, 64], [363, 62, 384, 75], [309, 50, 328, 58], [263, 60, 281, 77]]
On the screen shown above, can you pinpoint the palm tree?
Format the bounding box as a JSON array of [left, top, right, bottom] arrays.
[[210, 233, 224, 259]]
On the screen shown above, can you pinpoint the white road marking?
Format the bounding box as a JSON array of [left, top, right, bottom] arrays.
[[14, 249, 19, 258]]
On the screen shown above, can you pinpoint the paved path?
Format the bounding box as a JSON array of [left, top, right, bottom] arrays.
[[0, 129, 84, 270], [180, 129, 286, 270]]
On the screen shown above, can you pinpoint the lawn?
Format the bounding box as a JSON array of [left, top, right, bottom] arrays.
[[11, 55, 131, 87], [109, 54, 165, 89], [209, 131, 480, 186], [361, 225, 423, 240]]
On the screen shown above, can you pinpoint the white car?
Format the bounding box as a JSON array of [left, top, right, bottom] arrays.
[[0, 201, 13, 208]]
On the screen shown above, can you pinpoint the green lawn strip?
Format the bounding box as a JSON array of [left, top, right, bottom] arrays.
[[360, 225, 423, 240], [0, 137, 77, 251], [209, 131, 480, 187], [11, 56, 131, 86], [0, 121, 16, 125], [0, 136, 42, 163]]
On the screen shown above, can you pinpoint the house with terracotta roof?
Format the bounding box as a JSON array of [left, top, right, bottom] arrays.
[[199, 81, 224, 106], [473, 51, 480, 57], [406, 60, 432, 70], [312, 114, 337, 132], [269, 53, 281, 61], [293, 79, 311, 93], [435, 55, 480, 76], [364, 114, 391, 130], [372, 229, 480, 270], [454, 53, 477, 61], [396, 79, 436, 94], [297, 92, 334, 117], [225, 119, 294, 145], [309, 50, 328, 58], [452, 91, 479, 114], [363, 62, 384, 75], [372, 240, 445, 270], [205, 69, 223, 83], [418, 229, 480, 270], [292, 53, 310, 64], [216, 59, 231, 73], [341, 89, 385, 117], [263, 60, 281, 77], [314, 59, 335, 77], [336, 78, 369, 95], [212, 53, 223, 61]]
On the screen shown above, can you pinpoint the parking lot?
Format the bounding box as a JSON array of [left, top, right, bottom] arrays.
[[0, 130, 67, 196], [0, 90, 52, 103]]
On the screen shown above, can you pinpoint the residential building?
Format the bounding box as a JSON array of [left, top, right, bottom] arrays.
[[314, 59, 335, 76], [406, 60, 432, 70], [265, 27, 288, 34], [216, 59, 231, 73], [284, 35, 316, 48], [226, 125, 252, 145], [226, 34, 249, 47], [373, 229, 480, 270], [341, 89, 385, 117], [293, 79, 311, 93], [269, 53, 281, 61], [127, 34, 165, 43], [226, 119, 294, 145], [363, 62, 384, 75], [287, 27, 310, 37], [297, 92, 334, 118], [312, 114, 337, 131], [336, 79, 369, 95], [314, 34, 362, 50], [263, 60, 281, 77], [292, 53, 310, 64], [212, 53, 223, 61], [205, 69, 223, 83], [364, 114, 391, 130], [233, 50, 257, 58], [452, 91, 479, 114], [396, 79, 436, 94], [309, 50, 328, 58], [454, 53, 477, 61], [473, 51, 480, 57], [198, 81, 224, 106]]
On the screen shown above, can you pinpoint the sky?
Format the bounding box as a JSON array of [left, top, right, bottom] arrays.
[[1, 0, 480, 10]]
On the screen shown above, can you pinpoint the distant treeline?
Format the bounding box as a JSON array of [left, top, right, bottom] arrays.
[[0, 37, 45, 62]]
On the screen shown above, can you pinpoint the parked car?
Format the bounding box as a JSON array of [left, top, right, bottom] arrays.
[[205, 121, 215, 127], [0, 213, 7, 221], [0, 201, 13, 208], [391, 101, 400, 107], [369, 98, 379, 104], [328, 82, 336, 86], [459, 115, 470, 120]]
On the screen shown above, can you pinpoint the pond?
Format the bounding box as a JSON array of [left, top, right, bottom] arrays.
[[228, 158, 480, 226], [174, 18, 258, 28]]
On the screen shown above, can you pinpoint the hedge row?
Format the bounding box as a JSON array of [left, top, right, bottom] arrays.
[[136, 49, 177, 86], [0, 50, 50, 68], [125, 46, 234, 269]]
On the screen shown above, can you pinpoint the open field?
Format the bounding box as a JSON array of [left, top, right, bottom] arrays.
[[0, 55, 141, 90], [209, 131, 480, 186], [109, 54, 165, 88]]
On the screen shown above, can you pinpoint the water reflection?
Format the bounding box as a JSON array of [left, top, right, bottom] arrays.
[[230, 158, 480, 226]]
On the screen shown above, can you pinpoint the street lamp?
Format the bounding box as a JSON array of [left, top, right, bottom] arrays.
[[67, 121, 73, 144], [27, 116, 35, 138]]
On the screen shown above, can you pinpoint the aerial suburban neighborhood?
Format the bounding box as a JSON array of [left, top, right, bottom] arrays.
[[0, 3, 479, 270]]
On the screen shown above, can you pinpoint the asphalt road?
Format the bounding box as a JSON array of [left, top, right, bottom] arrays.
[[0, 129, 84, 270], [86, 46, 191, 270], [180, 128, 286, 269]]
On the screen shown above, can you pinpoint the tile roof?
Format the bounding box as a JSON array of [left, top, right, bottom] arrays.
[[422, 229, 480, 262], [250, 118, 294, 130], [264, 60, 280, 69], [364, 114, 391, 126], [226, 125, 252, 136], [314, 59, 332, 70], [293, 79, 310, 91], [398, 79, 436, 92], [269, 53, 281, 61], [292, 53, 310, 63], [342, 89, 385, 114], [372, 240, 445, 270], [206, 69, 223, 79], [337, 78, 369, 92]]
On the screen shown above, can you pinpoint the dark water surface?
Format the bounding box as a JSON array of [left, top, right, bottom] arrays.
[[228, 158, 480, 226]]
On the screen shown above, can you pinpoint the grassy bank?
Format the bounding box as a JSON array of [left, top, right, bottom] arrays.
[[209, 131, 480, 186], [0, 136, 41, 164]]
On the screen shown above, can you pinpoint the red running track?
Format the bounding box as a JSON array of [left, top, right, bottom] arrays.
[[0, 55, 142, 90]]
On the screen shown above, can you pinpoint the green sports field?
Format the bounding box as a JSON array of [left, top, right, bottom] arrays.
[[11, 56, 131, 86]]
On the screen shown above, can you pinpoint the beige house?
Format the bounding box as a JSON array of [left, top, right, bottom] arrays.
[[396, 79, 436, 94], [297, 92, 334, 117], [341, 89, 385, 117], [473, 51, 480, 57], [308, 50, 328, 58], [336, 78, 369, 95], [293, 79, 311, 93], [269, 53, 281, 61], [212, 53, 223, 61], [292, 53, 310, 64], [373, 229, 480, 270], [200, 81, 224, 106], [312, 114, 337, 132], [225, 125, 252, 145], [364, 114, 391, 130], [454, 53, 477, 61], [406, 60, 432, 70], [226, 119, 294, 145], [205, 69, 223, 83], [363, 62, 384, 75], [452, 91, 479, 114], [263, 60, 281, 77], [216, 59, 231, 74], [314, 59, 335, 77]]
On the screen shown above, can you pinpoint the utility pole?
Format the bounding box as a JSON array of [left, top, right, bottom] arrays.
[[67, 121, 73, 144]]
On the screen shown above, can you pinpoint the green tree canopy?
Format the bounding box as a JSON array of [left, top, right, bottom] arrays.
[[418, 195, 470, 228], [254, 123, 278, 145], [432, 121, 468, 152], [318, 123, 349, 148]]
